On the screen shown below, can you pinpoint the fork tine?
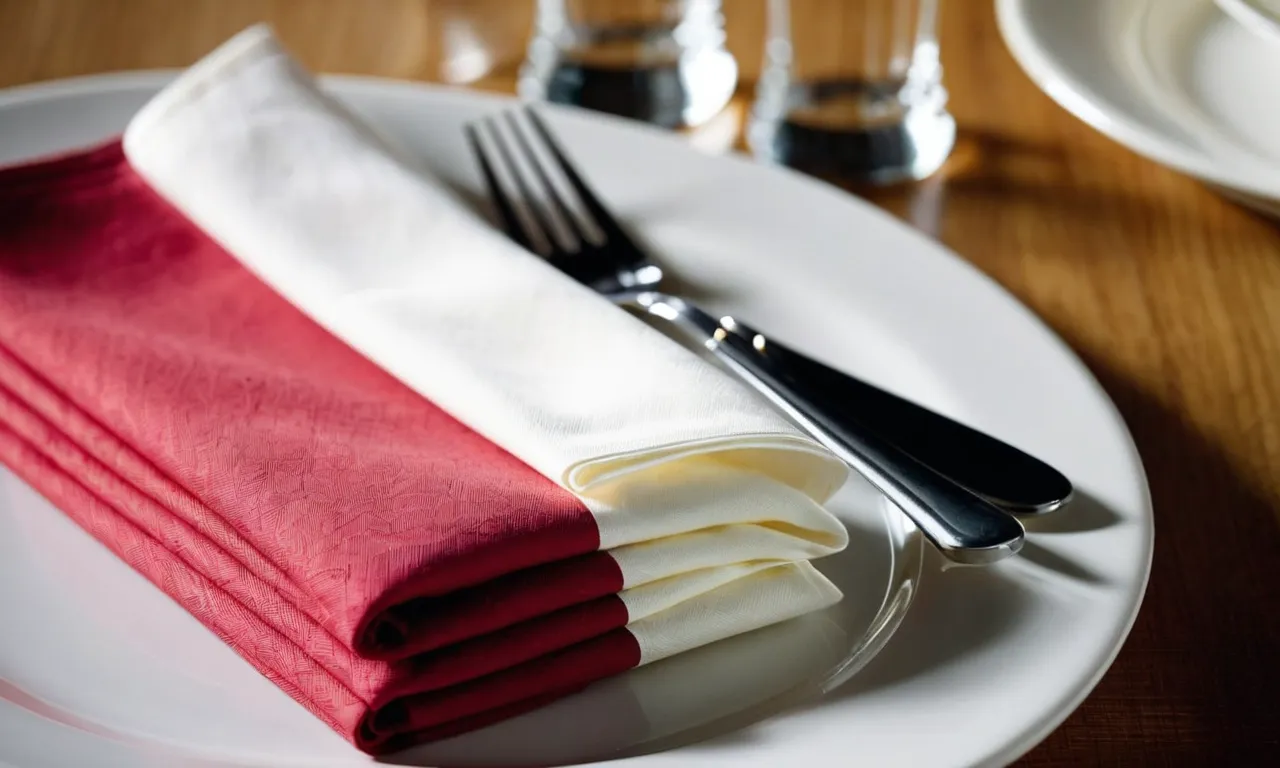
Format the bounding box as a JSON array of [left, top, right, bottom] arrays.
[[484, 115, 570, 257], [523, 106, 645, 256], [465, 123, 536, 254], [503, 111, 597, 249]]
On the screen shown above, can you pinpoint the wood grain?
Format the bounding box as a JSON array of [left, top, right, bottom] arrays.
[[2, 0, 1278, 764]]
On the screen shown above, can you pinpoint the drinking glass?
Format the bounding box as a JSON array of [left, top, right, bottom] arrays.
[[519, 0, 738, 129], [748, 0, 955, 184]]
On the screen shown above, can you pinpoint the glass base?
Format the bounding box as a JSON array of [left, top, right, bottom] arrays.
[[749, 106, 956, 186], [519, 48, 737, 130], [749, 71, 956, 186]]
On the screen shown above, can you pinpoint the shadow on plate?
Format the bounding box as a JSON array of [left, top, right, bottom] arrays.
[[379, 423, 1130, 765], [659, 500, 1134, 755], [1016, 539, 1109, 585], [1023, 489, 1122, 534], [601, 531, 1076, 757]]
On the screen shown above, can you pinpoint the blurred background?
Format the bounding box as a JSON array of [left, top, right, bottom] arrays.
[[0, 1, 969, 191]]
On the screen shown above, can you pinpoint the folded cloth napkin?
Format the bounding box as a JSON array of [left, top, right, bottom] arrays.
[[0, 27, 852, 755], [123, 25, 849, 504]]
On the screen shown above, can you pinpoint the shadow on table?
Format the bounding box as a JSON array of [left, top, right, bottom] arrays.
[[848, 128, 1247, 239], [1017, 342, 1280, 765]]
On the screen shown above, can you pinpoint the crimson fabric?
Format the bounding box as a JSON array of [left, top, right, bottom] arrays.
[[0, 141, 642, 753]]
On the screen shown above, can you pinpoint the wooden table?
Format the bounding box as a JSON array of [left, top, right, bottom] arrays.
[[2, 1, 1278, 764]]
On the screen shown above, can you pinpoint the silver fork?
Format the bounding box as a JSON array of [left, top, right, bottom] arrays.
[[466, 108, 1058, 565]]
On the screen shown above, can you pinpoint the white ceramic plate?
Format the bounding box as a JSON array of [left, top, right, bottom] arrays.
[[0, 74, 1152, 768], [1216, 0, 1280, 45], [998, 0, 1280, 216]]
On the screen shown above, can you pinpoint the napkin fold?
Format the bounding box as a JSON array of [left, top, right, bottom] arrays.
[[0, 26, 854, 754]]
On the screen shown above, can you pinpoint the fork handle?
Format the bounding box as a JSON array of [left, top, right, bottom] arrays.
[[630, 292, 1025, 566]]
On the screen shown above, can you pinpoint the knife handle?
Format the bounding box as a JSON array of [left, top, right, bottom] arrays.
[[718, 317, 1074, 516]]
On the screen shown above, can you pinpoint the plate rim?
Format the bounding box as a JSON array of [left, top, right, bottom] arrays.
[[996, 0, 1280, 203], [0, 69, 1154, 768]]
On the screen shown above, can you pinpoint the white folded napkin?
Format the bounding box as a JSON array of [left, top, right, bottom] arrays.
[[122, 26, 852, 661]]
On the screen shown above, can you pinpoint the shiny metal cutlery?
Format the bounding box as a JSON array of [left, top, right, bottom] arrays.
[[466, 107, 1071, 564]]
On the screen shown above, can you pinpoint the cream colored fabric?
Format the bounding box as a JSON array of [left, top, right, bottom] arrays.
[[626, 562, 842, 665]]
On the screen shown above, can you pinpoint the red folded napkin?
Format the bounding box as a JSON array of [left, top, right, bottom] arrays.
[[0, 142, 643, 752]]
